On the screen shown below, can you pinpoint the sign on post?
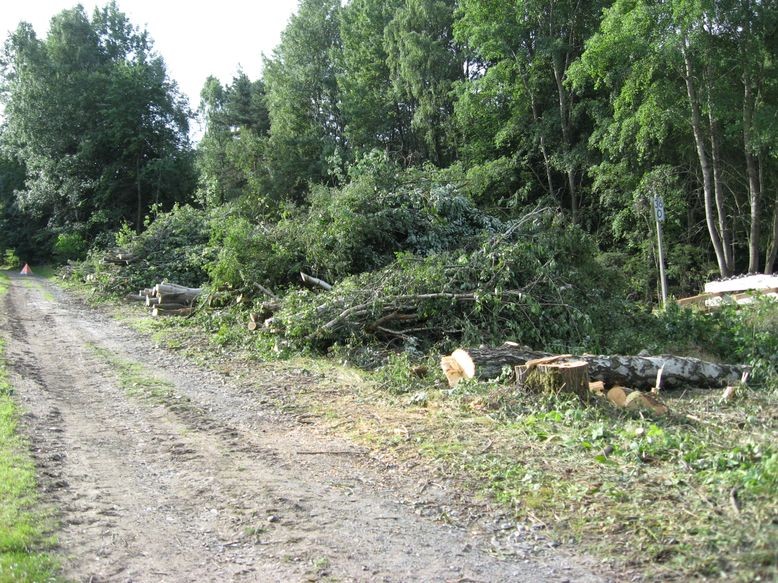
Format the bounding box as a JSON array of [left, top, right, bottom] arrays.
[[654, 196, 665, 222], [653, 195, 668, 307]]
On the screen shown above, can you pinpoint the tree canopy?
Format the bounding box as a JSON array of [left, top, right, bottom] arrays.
[[0, 1, 193, 245], [2, 0, 776, 282]]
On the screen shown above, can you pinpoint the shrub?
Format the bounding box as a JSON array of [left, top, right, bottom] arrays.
[[53, 232, 88, 262], [1, 249, 20, 269], [268, 211, 638, 355], [69, 205, 212, 295]]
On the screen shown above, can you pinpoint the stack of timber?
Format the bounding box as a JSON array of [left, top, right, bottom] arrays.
[[677, 273, 778, 310], [127, 282, 202, 317], [440, 345, 745, 391], [103, 250, 138, 266]]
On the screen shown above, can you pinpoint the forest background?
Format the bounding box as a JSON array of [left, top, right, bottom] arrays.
[[0, 0, 776, 364]]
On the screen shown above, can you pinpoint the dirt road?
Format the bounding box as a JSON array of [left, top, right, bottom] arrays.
[[2, 273, 607, 582]]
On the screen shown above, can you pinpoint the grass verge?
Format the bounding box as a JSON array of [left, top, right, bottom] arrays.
[[303, 372, 777, 582], [0, 273, 58, 582]]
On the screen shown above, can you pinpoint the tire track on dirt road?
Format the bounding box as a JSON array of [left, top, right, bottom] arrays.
[[1, 273, 608, 582]]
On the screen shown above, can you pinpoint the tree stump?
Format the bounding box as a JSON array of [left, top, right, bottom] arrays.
[[517, 360, 590, 402]]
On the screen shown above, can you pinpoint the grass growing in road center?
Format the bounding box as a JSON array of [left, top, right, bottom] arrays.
[[0, 272, 58, 582], [87, 343, 176, 403]]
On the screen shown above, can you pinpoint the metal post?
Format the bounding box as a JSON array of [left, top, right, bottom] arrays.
[[653, 196, 669, 307]]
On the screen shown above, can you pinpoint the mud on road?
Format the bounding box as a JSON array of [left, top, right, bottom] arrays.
[[2, 273, 607, 582]]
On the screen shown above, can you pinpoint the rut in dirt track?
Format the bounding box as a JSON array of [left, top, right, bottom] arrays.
[[2, 273, 607, 583]]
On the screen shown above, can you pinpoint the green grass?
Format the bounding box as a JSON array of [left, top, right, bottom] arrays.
[[321, 378, 778, 582], [0, 309, 58, 582], [87, 344, 176, 403]]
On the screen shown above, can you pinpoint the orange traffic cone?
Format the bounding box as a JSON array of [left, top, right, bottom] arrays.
[[20, 263, 32, 275]]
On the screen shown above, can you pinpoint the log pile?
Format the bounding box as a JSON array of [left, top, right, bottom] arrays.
[[441, 344, 750, 415], [440, 345, 745, 390], [127, 282, 202, 317]]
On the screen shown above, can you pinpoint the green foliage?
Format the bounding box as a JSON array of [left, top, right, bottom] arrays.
[[270, 211, 636, 354], [71, 204, 211, 295], [384, 0, 462, 166], [263, 0, 344, 200], [196, 73, 271, 210], [1, 250, 20, 270], [652, 299, 778, 385], [52, 231, 88, 262], [1, 1, 193, 240], [338, 0, 405, 158], [206, 212, 304, 290]]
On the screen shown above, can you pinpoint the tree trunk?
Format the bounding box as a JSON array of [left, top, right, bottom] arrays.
[[517, 360, 590, 402], [743, 79, 762, 273], [766, 188, 778, 274], [552, 56, 577, 223], [683, 43, 731, 277], [442, 346, 745, 390], [708, 113, 735, 271], [136, 151, 143, 234], [520, 69, 555, 198]]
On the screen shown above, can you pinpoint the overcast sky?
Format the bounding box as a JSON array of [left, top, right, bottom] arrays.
[[1, 0, 299, 112]]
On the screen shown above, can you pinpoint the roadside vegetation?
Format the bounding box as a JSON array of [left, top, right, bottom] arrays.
[[0, 273, 57, 582], [1, 0, 776, 580]]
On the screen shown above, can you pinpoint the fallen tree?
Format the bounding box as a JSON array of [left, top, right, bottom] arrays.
[[441, 345, 746, 390]]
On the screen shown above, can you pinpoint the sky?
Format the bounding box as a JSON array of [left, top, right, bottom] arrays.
[[1, 0, 300, 114]]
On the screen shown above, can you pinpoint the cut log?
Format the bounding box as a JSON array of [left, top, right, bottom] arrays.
[[606, 386, 629, 407], [125, 293, 147, 303], [154, 283, 202, 296], [441, 346, 746, 390], [300, 272, 333, 291], [153, 302, 188, 311], [157, 291, 200, 305], [152, 306, 193, 317], [140, 288, 156, 297], [517, 360, 590, 401], [441, 355, 467, 387], [442, 347, 529, 386], [146, 296, 161, 307], [603, 386, 669, 415], [248, 313, 259, 331], [589, 380, 606, 396]]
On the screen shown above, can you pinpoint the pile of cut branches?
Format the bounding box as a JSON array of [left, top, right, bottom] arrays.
[[266, 213, 639, 354]]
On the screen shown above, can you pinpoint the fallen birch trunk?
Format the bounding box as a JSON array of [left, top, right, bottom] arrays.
[[441, 346, 745, 390], [300, 272, 332, 291]]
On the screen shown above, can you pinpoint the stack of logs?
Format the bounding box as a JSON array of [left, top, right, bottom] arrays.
[[126, 283, 202, 317], [441, 344, 748, 415]]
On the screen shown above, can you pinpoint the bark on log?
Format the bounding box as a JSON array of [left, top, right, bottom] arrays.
[[125, 293, 147, 303], [146, 296, 161, 307], [154, 283, 202, 296], [152, 306, 193, 317], [157, 291, 200, 305], [300, 272, 333, 291], [442, 346, 745, 390]]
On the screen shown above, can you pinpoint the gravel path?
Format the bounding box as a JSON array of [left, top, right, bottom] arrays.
[[2, 273, 607, 582]]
